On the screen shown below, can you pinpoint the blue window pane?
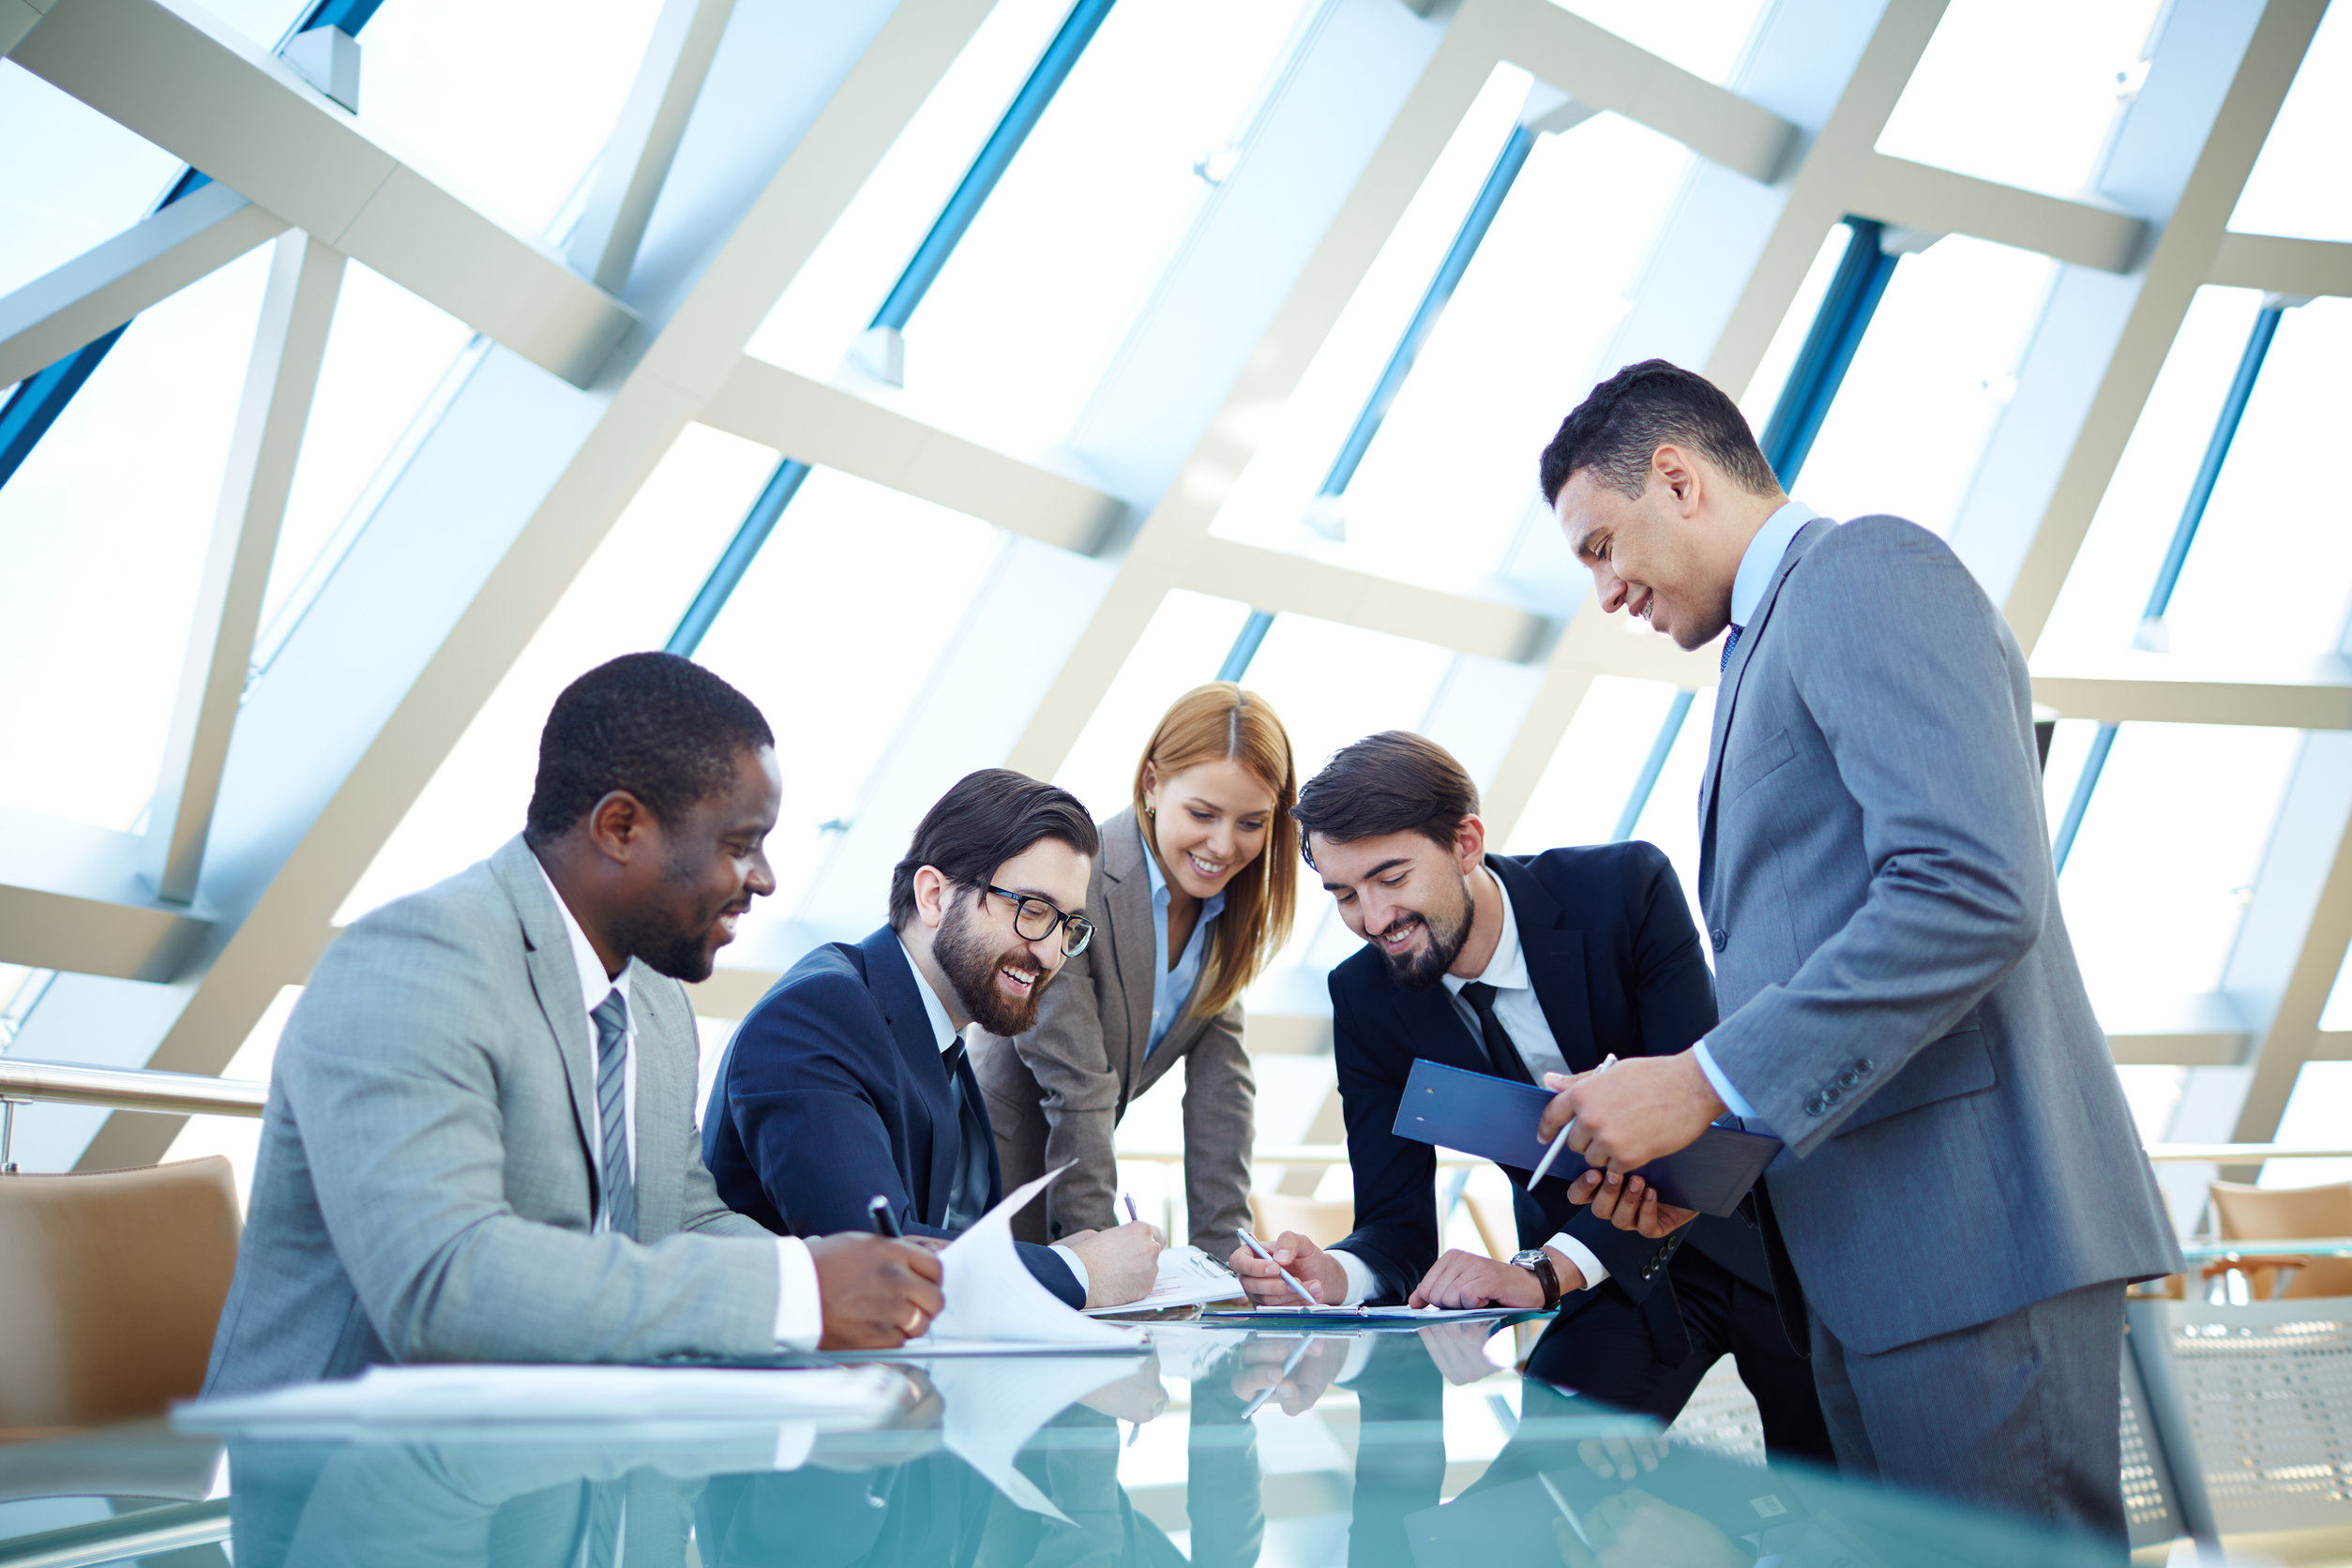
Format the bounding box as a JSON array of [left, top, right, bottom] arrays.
[[1507, 676, 1687, 856], [1053, 587, 1255, 822]]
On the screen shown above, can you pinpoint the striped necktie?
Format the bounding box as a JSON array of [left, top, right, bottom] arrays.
[[592, 988, 637, 1242], [1720, 623, 1744, 672]]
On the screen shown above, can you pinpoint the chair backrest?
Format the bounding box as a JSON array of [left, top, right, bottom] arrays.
[[1247, 1192, 1354, 1248], [2208, 1180, 2352, 1297], [0, 1156, 241, 1429]]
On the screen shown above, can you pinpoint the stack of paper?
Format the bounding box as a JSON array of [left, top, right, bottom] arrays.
[[1083, 1244, 1245, 1317], [907, 1167, 1148, 1353]]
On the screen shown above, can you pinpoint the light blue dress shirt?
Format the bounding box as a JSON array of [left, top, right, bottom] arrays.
[[1692, 499, 1818, 1126], [1139, 821, 1226, 1057]]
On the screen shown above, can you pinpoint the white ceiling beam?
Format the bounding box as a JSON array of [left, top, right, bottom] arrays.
[[0, 0, 46, 55], [699, 355, 1125, 554], [2209, 231, 2352, 298], [10, 0, 635, 389], [144, 234, 345, 905], [2031, 653, 2352, 729], [566, 0, 737, 295], [1171, 537, 1550, 664], [0, 809, 209, 981], [0, 180, 286, 388], [1850, 153, 2148, 274]]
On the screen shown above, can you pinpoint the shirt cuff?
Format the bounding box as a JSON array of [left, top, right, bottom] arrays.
[[773, 1237, 822, 1349], [1326, 1247, 1377, 1307], [1049, 1243, 1090, 1301], [1692, 1038, 1759, 1120], [1544, 1232, 1607, 1291]]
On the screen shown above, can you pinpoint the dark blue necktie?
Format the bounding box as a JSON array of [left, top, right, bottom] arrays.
[[1720, 624, 1744, 671], [592, 988, 636, 1242]]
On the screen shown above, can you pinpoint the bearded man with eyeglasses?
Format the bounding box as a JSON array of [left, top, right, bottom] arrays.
[[703, 769, 1165, 1312]]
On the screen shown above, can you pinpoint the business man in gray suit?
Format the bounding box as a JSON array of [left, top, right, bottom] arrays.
[[1529, 361, 2180, 1539], [205, 654, 942, 1395]]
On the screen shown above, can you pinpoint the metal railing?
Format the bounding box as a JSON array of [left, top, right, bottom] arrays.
[[0, 1057, 266, 1172]]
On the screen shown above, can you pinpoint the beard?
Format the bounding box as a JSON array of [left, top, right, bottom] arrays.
[[935, 896, 1051, 1035], [608, 845, 737, 983], [1372, 878, 1474, 992]]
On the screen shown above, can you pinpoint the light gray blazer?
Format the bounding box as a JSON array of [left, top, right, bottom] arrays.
[[971, 809, 1254, 1254], [1699, 515, 2181, 1354], [204, 836, 781, 1395]]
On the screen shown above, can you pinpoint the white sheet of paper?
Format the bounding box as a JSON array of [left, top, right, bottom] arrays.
[[928, 1352, 1149, 1522], [176, 1364, 910, 1429], [1081, 1244, 1244, 1316], [912, 1165, 1147, 1349]]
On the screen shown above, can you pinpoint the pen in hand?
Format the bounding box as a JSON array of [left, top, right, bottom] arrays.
[[1123, 1194, 1140, 1225], [1527, 1052, 1618, 1192], [867, 1194, 903, 1238], [1236, 1227, 1319, 1306]]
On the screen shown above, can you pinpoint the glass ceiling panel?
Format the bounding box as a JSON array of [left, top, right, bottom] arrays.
[[2260, 1063, 2352, 1186], [1543, 0, 1770, 85], [1505, 674, 1683, 855], [2229, 0, 2352, 243], [1792, 235, 2054, 535], [888, 0, 1314, 453], [2059, 722, 2300, 1017], [1052, 587, 1254, 822], [337, 422, 780, 924], [2041, 285, 2263, 656], [1621, 685, 1718, 948], [356, 0, 668, 234], [0, 64, 179, 303], [0, 247, 273, 831], [1876, 0, 2164, 197], [1736, 223, 1850, 437]]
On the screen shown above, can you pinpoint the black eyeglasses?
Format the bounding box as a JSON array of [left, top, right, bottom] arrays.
[[985, 885, 1094, 957]]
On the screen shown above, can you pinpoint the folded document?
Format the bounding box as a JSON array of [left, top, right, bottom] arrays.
[[1083, 1244, 1244, 1317]]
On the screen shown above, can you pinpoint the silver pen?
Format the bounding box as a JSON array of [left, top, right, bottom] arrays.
[[1527, 1052, 1618, 1192], [1235, 1227, 1319, 1306]]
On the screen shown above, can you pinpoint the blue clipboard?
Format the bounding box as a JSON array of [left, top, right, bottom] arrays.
[[1391, 1058, 1780, 1218]]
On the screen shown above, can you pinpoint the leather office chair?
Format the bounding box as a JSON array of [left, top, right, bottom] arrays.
[[0, 1156, 241, 1430], [2208, 1179, 2352, 1299]]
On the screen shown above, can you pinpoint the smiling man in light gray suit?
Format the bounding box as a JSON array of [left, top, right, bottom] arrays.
[[205, 654, 943, 1395], [1529, 361, 2180, 1541]]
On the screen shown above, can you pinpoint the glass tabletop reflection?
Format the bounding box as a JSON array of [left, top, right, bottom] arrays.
[[0, 1321, 2138, 1568]]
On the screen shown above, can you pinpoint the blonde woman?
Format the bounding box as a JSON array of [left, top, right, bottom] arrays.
[[973, 683, 1298, 1255]]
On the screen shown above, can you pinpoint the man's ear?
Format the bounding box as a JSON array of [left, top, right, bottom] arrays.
[[1453, 813, 1488, 872], [1651, 444, 1703, 515], [912, 865, 951, 931], [586, 791, 649, 865]]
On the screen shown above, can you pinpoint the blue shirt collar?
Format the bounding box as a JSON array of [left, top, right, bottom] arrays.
[[1140, 829, 1228, 925], [1728, 500, 1818, 630]]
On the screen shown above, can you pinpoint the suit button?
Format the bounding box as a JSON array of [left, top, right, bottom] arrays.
[[1710, 927, 1727, 952], [1822, 1086, 1843, 1105], [1836, 1069, 1860, 1089], [1803, 1095, 1826, 1116], [1857, 1058, 1876, 1075]]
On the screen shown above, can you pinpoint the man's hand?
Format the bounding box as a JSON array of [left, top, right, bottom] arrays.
[[1409, 1246, 1583, 1309], [1538, 1053, 1723, 1172], [1229, 1334, 1349, 1414], [1417, 1319, 1508, 1385], [1580, 1169, 1698, 1238], [807, 1233, 946, 1349], [1064, 1220, 1164, 1308], [1225, 1230, 1349, 1306], [1079, 1351, 1168, 1423]]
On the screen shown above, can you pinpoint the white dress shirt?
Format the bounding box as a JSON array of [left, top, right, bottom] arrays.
[[1325, 871, 1610, 1304], [1688, 498, 1819, 1130], [897, 938, 1090, 1297], [537, 864, 821, 1349]]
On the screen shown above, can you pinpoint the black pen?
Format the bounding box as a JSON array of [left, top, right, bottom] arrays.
[[867, 1195, 902, 1238]]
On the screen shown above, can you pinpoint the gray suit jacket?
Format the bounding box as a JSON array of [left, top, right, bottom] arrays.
[[972, 808, 1254, 1254], [1700, 515, 2180, 1354], [204, 836, 782, 1395]]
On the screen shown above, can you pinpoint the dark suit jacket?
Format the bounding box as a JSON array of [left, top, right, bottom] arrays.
[[1328, 843, 1772, 1361], [702, 927, 1085, 1308]]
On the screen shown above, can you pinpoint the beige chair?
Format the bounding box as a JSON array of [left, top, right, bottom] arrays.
[[2208, 1180, 2352, 1299], [1247, 1191, 1354, 1247], [0, 1156, 242, 1430]]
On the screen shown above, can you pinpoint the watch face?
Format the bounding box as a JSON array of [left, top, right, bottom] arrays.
[[1511, 1250, 1545, 1269]]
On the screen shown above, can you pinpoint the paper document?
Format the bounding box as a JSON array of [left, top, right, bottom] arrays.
[[175, 1363, 911, 1432], [1083, 1244, 1244, 1316], [927, 1352, 1150, 1523], [1199, 1304, 1525, 1326], [912, 1165, 1147, 1350]]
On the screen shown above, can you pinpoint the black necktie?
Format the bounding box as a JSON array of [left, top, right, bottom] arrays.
[[1459, 982, 1532, 1086], [940, 1037, 991, 1232]]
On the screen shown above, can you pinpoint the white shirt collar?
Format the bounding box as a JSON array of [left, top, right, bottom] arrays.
[[1441, 866, 1530, 996], [535, 859, 631, 1019], [897, 934, 962, 1055], [1729, 499, 1818, 630]]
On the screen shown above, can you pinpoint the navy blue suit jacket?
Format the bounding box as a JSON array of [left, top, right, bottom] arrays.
[[702, 927, 1084, 1308], [1329, 843, 1772, 1359]]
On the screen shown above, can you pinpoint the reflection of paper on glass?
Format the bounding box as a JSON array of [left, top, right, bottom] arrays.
[[912, 1166, 1147, 1349], [927, 1354, 1148, 1523], [1199, 1304, 1520, 1325], [1083, 1244, 1244, 1316]]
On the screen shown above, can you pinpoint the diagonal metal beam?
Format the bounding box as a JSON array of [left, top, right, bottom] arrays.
[[566, 0, 738, 295], [2031, 655, 2352, 730], [1849, 154, 2148, 275], [2208, 232, 2352, 298], [143, 233, 346, 905], [0, 181, 288, 389], [11, 0, 635, 388], [0, 810, 209, 980]]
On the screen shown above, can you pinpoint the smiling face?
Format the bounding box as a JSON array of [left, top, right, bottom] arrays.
[[1310, 822, 1482, 992], [605, 745, 781, 982], [1143, 757, 1278, 899], [1553, 445, 1746, 653], [930, 836, 1092, 1035]]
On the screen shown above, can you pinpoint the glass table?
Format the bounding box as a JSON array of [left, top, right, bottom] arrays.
[[0, 1320, 2224, 1568]]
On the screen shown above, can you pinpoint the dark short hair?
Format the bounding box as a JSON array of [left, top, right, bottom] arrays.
[[1538, 358, 1780, 506], [889, 769, 1102, 927], [1291, 732, 1478, 869], [523, 653, 774, 847]]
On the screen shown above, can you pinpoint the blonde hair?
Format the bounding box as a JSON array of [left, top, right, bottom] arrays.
[[1132, 683, 1299, 1019]]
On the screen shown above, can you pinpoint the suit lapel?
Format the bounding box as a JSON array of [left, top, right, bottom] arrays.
[[860, 927, 959, 1225], [1103, 811, 1157, 1100], [490, 837, 603, 1205], [1492, 856, 1598, 1074], [628, 966, 683, 1238]]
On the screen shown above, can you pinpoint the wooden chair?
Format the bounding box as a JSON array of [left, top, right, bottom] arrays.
[[2208, 1180, 2352, 1299], [0, 1156, 241, 1429]]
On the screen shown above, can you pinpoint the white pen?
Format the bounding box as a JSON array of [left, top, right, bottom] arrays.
[[1527, 1052, 1618, 1192], [1235, 1227, 1319, 1306]]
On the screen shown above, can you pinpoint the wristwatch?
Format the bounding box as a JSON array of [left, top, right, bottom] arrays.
[[1510, 1247, 1563, 1310]]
